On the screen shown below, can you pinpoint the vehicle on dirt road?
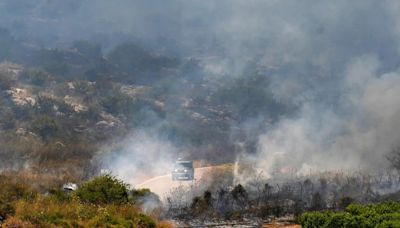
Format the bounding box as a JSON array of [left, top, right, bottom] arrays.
[[172, 160, 194, 181]]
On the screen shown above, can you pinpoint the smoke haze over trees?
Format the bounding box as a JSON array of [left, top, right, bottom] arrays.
[[0, 0, 399, 180]]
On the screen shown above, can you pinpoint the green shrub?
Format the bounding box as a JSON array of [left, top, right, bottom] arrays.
[[136, 213, 156, 228], [380, 220, 400, 228], [299, 211, 328, 228], [130, 188, 160, 205], [87, 212, 133, 227], [48, 188, 71, 202], [300, 201, 400, 228], [74, 174, 129, 204]]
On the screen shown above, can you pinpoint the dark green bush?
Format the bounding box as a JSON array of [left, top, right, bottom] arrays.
[[300, 201, 400, 228], [137, 213, 156, 228], [130, 188, 160, 204], [74, 174, 129, 204], [48, 188, 71, 202], [299, 211, 329, 228]]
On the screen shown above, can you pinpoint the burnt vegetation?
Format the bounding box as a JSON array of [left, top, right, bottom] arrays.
[[164, 163, 400, 226]]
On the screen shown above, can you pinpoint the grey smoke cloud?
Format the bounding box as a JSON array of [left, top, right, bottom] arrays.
[[2, 0, 400, 176], [98, 132, 177, 185], [257, 55, 400, 174]]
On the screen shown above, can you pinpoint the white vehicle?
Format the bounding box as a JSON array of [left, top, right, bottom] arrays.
[[172, 160, 194, 181]]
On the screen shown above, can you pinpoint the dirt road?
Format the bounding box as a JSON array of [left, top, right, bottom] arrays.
[[135, 167, 214, 199]]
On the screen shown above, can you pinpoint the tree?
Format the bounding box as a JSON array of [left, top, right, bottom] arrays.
[[310, 192, 326, 211], [231, 184, 248, 213], [31, 116, 59, 142], [190, 190, 214, 218], [74, 174, 129, 204], [387, 147, 400, 176], [129, 188, 160, 206]]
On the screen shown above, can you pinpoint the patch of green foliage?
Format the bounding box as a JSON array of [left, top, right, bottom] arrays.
[[299, 201, 400, 228], [11, 196, 157, 227], [130, 188, 160, 206], [0, 174, 159, 227], [74, 174, 129, 204]]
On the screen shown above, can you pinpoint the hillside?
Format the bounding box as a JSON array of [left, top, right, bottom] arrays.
[[0, 35, 292, 183], [1, 1, 400, 226]]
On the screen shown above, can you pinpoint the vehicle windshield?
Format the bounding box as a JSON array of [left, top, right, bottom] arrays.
[[174, 161, 193, 169]]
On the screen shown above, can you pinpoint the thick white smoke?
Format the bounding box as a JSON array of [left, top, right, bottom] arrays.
[[257, 55, 400, 175], [99, 132, 178, 185]]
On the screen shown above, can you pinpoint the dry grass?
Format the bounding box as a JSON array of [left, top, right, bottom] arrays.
[[157, 220, 175, 228], [0, 172, 159, 227], [1, 217, 35, 228], [10, 195, 155, 227]]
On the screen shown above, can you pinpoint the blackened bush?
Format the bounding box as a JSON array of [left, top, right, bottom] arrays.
[[191, 196, 209, 216], [310, 192, 326, 211], [74, 174, 129, 204], [231, 184, 248, 211], [339, 196, 354, 210]]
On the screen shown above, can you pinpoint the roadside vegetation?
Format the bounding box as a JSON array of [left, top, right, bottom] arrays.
[[165, 164, 400, 226], [300, 201, 400, 228], [0, 173, 170, 227]]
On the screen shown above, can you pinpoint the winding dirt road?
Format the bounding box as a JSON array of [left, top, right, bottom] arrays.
[[135, 167, 214, 199]]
